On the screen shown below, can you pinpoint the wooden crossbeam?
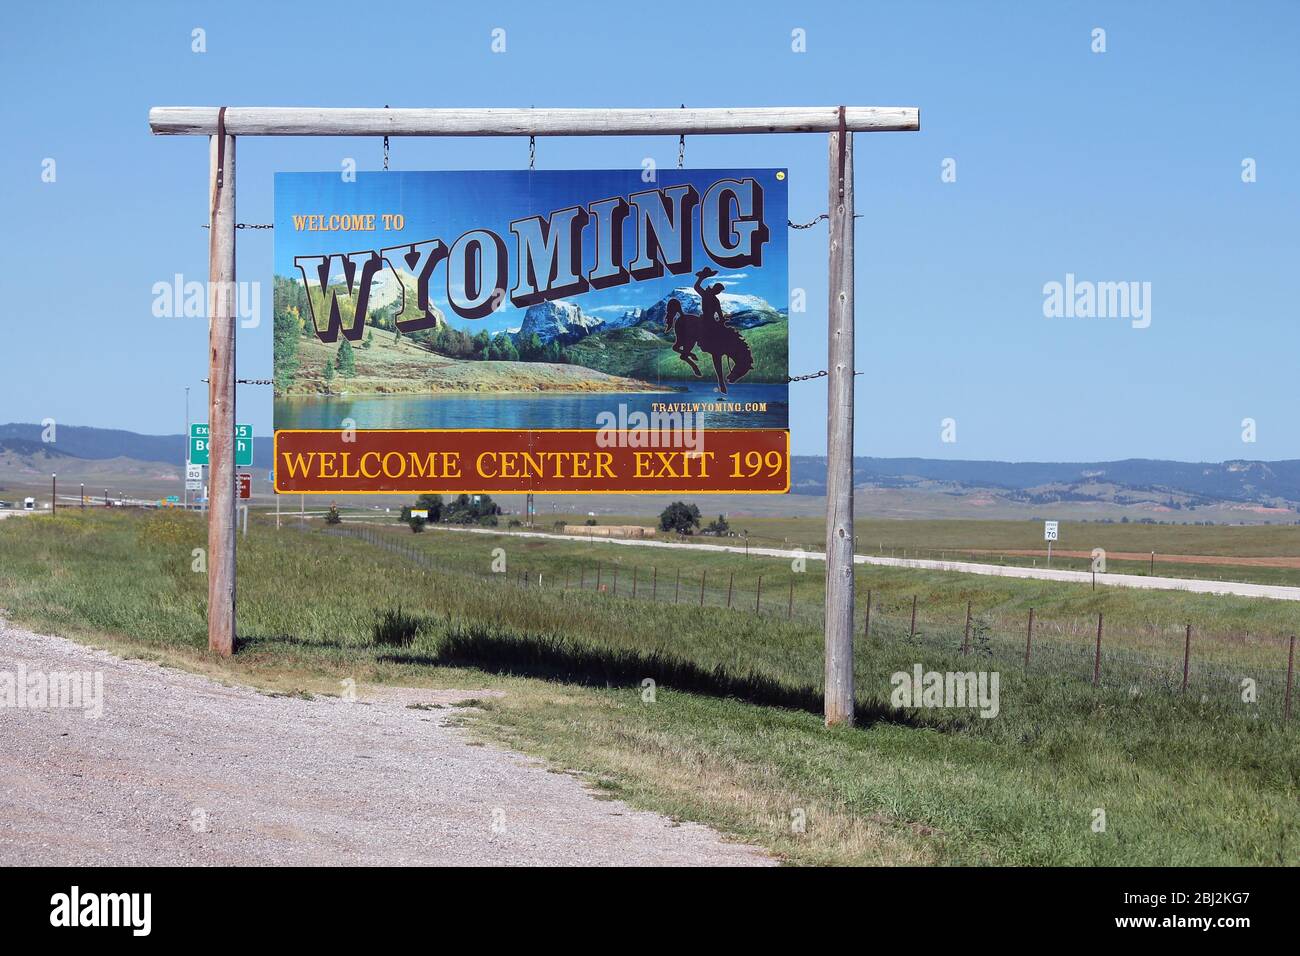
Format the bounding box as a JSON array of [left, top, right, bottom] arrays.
[[149, 105, 919, 137]]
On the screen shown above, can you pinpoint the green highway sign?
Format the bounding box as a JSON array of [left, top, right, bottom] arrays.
[[190, 423, 253, 467]]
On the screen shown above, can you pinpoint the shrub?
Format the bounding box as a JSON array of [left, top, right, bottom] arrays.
[[372, 606, 422, 647], [137, 510, 200, 549], [658, 501, 701, 535]]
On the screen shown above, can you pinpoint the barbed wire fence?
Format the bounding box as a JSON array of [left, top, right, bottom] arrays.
[[319, 522, 1296, 721]]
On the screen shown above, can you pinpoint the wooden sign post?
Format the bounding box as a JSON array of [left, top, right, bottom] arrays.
[[824, 123, 855, 726], [150, 105, 920, 730], [207, 127, 236, 657]]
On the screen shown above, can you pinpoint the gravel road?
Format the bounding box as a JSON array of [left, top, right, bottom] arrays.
[[0, 621, 771, 866], [402, 522, 1300, 602]]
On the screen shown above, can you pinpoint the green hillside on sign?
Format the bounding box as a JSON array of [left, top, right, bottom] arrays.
[[273, 274, 787, 396], [567, 317, 789, 383]]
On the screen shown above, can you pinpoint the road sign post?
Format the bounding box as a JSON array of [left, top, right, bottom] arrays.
[[1044, 520, 1059, 568]]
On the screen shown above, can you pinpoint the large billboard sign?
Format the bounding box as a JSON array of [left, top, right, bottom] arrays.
[[272, 169, 789, 493]]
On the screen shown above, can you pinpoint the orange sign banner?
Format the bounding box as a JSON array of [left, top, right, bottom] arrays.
[[274, 429, 789, 494]]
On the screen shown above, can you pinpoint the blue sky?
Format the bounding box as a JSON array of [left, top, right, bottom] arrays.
[[274, 168, 788, 336], [1, 0, 1296, 460]]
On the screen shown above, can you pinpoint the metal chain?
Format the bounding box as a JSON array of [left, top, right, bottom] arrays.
[[788, 213, 828, 230], [201, 223, 273, 229], [529, 134, 536, 170], [787, 370, 864, 383], [383, 104, 390, 170], [787, 213, 863, 230], [677, 103, 686, 168]]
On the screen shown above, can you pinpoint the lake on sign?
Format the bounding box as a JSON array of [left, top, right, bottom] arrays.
[[273, 382, 789, 431]]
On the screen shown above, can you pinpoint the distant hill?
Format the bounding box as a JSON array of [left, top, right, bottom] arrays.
[[790, 456, 1300, 511], [0, 424, 273, 470]]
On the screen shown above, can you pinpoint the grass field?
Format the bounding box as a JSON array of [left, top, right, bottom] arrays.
[[1, 509, 1296, 865], [344, 520, 1298, 668]]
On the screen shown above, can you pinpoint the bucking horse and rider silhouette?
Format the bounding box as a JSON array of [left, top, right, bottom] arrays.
[[663, 266, 754, 394]]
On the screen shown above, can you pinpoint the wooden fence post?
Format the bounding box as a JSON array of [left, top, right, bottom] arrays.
[[909, 594, 917, 640], [652, 566, 657, 602], [700, 571, 706, 607], [756, 574, 763, 613], [1181, 624, 1192, 693], [788, 578, 794, 620], [632, 566, 637, 598], [1024, 608, 1034, 668], [1093, 613, 1104, 687], [863, 588, 871, 641], [727, 572, 734, 609], [675, 570, 680, 604], [961, 602, 972, 655]]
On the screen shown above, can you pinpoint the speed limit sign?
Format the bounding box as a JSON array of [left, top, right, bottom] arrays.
[[1044, 521, 1059, 542]]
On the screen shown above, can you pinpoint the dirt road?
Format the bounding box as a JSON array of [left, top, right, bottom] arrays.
[[395, 522, 1300, 602], [0, 621, 771, 866], [968, 548, 1300, 569]]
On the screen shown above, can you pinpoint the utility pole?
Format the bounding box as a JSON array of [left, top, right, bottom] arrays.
[[823, 120, 855, 726], [207, 124, 237, 656], [184, 385, 190, 510]]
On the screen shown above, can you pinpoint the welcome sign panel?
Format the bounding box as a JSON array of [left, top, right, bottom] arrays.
[[272, 169, 789, 493]]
